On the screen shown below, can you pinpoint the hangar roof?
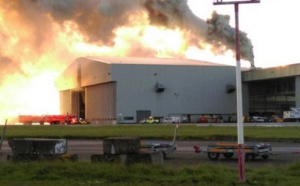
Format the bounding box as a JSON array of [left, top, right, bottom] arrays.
[[242, 63, 300, 81], [84, 56, 229, 66], [57, 56, 236, 91]]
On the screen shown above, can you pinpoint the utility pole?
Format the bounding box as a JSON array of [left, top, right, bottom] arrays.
[[212, 0, 260, 183]]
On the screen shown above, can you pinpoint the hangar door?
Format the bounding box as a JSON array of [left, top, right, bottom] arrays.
[[60, 90, 82, 117], [85, 82, 116, 124], [136, 110, 151, 123], [248, 77, 295, 116]]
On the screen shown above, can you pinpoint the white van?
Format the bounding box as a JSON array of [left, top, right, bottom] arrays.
[[163, 116, 181, 123]]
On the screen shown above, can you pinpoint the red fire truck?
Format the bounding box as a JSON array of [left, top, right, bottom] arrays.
[[18, 114, 83, 125]]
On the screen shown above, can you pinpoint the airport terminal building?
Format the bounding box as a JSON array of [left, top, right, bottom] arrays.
[[57, 57, 238, 124]]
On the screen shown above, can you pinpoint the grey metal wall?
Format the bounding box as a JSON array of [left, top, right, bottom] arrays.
[[85, 82, 116, 124], [111, 64, 236, 123]]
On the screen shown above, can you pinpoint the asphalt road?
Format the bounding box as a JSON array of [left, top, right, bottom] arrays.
[[1, 140, 299, 169], [195, 122, 300, 127]]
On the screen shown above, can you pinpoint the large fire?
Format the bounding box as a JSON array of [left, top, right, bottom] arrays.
[[0, 0, 254, 124]]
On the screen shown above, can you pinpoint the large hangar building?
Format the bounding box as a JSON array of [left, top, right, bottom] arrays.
[[57, 57, 238, 124], [242, 64, 300, 117]]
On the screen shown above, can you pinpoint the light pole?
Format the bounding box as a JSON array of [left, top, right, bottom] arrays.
[[212, 0, 260, 183]]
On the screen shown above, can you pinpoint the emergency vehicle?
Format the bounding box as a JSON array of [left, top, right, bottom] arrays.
[[18, 114, 88, 125], [140, 116, 159, 124]]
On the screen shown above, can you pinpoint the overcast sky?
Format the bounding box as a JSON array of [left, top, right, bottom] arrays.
[[187, 0, 300, 68]]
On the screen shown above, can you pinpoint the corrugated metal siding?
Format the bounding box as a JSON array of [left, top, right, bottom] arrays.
[[85, 82, 116, 124], [60, 90, 80, 117], [60, 90, 72, 115]]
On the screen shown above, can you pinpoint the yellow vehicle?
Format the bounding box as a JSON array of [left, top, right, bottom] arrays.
[[144, 116, 159, 124], [71, 118, 90, 125]]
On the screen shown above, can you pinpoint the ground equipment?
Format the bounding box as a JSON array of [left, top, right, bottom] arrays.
[[194, 142, 272, 160], [140, 125, 179, 158], [163, 116, 181, 123], [283, 107, 300, 122]]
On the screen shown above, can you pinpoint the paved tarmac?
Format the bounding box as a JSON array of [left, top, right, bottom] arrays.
[[1, 140, 299, 169]]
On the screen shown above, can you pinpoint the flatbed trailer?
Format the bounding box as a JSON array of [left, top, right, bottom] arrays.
[[194, 142, 272, 160], [140, 140, 177, 158], [140, 125, 179, 158]]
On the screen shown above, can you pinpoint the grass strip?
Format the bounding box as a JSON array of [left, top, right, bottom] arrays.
[[1, 124, 300, 141], [0, 161, 299, 186]]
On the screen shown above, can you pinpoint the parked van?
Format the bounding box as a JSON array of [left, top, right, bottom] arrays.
[[163, 116, 181, 123]]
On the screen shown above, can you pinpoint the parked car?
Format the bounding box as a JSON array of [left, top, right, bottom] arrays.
[[163, 116, 181, 124], [248, 116, 267, 122], [139, 118, 147, 124]]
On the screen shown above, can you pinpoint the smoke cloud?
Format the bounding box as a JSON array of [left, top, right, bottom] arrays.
[[143, 0, 254, 66], [0, 0, 255, 74], [206, 11, 254, 66]]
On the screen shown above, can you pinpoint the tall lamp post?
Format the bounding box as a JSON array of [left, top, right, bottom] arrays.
[[213, 0, 260, 183]]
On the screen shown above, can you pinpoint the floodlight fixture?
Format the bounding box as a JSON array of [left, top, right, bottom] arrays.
[[213, 0, 260, 183], [213, 0, 260, 5]]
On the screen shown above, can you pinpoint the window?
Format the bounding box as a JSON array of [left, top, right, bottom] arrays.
[[124, 116, 134, 121]]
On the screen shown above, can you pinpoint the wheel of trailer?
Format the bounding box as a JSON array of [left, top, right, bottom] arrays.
[[208, 152, 220, 160], [223, 153, 234, 159], [246, 153, 256, 160], [261, 155, 269, 160]]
